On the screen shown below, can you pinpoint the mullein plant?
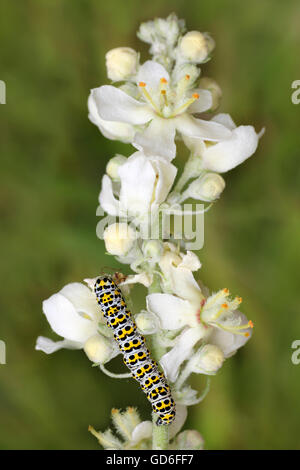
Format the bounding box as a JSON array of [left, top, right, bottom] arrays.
[[36, 13, 263, 450]]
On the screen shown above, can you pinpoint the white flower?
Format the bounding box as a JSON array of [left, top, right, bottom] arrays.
[[99, 151, 177, 221], [184, 113, 263, 173], [147, 267, 253, 381], [106, 47, 138, 81], [104, 222, 137, 256], [178, 31, 215, 63], [181, 172, 225, 202], [35, 282, 119, 363], [90, 60, 232, 160]]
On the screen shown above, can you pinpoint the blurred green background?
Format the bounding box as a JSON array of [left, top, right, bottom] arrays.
[[0, 0, 300, 449]]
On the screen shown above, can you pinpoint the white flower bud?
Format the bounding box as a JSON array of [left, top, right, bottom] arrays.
[[171, 430, 204, 450], [137, 21, 155, 44], [104, 223, 136, 257], [184, 172, 225, 202], [105, 47, 138, 81], [106, 154, 127, 180], [135, 311, 158, 334], [191, 344, 224, 374], [179, 31, 215, 63], [84, 334, 115, 364], [142, 240, 163, 261], [198, 77, 222, 111]]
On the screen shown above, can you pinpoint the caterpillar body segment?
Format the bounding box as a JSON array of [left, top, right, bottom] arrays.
[[93, 275, 176, 426]]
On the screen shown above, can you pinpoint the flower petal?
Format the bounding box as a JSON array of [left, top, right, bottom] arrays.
[[42, 293, 97, 343], [131, 421, 152, 445], [137, 60, 170, 92], [208, 313, 252, 357], [200, 125, 259, 173], [147, 293, 192, 330], [149, 156, 177, 204], [35, 336, 83, 354], [211, 112, 236, 130], [99, 174, 120, 216], [160, 326, 206, 382], [88, 93, 135, 142], [92, 86, 153, 125], [188, 89, 213, 114], [175, 114, 232, 141], [133, 117, 176, 161], [118, 153, 157, 216], [159, 250, 203, 306]]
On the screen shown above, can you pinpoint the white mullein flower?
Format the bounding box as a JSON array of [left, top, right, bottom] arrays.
[[89, 60, 231, 161], [35, 283, 119, 364], [183, 113, 264, 173], [99, 151, 177, 223], [147, 258, 253, 381]]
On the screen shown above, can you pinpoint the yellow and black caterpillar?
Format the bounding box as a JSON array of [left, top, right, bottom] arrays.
[[93, 275, 176, 426]]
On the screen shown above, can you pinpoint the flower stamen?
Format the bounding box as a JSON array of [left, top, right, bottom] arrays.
[[138, 81, 161, 114], [172, 93, 200, 116]]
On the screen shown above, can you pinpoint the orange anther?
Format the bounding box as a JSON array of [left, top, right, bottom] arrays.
[[222, 303, 228, 309], [160, 77, 168, 84], [244, 332, 250, 338], [249, 320, 254, 328], [161, 89, 166, 95], [223, 288, 229, 294], [139, 81, 146, 87], [193, 93, 199, 99], [185, 74, 190, 80]]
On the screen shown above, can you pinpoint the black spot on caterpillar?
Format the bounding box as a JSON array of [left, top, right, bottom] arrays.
[[93, 275, 176, 426]]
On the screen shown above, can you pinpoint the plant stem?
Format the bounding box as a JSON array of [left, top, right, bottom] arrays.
[[148, 273, 170, 450], [152, 412, 170, 450]]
